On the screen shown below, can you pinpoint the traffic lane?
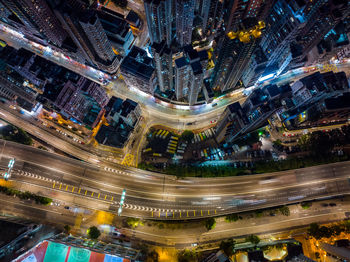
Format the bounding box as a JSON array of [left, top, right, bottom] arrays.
[[0, 109, 95, 161], [2, 139, 350, 194], [9, 168, 350, 216], [0, 197, 77, 227], [3, 151, 350, 201]]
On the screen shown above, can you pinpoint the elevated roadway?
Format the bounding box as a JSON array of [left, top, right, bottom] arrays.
[[1, 140, 350, 220]]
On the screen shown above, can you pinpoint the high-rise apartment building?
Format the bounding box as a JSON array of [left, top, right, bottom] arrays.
[[79, 11, 116, 63], [291, 0, 349, 66], [174, 45, 205, 105], [175, 0, 195, 46], [175, 56, 190, 100], [0, 0, 67, 46], [144, 0, 172, 46], [259, 0, 302, 76], [188, 61, 204, 105], [120, 46, 157, 94], [211, 0, 268, 91], [54, 3, 119, 73], [151, 41, 173, 92]]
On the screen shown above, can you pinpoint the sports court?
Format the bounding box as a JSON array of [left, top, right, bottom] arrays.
[[14, 240, 130, 262]]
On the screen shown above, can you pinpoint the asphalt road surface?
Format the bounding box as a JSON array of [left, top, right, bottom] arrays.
[[1, 140, 350, 220]]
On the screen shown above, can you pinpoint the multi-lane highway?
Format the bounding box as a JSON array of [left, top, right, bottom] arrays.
[[1, 139, 350, 220]]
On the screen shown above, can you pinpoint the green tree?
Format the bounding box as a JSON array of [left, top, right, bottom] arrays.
[[225, 214, 241, 222], [245, 235, 260, 246], [178, 249, 197, 262], [279, 206, 290, 216], [87, 226, 101, 239], [330, 224, 342, 236], [308, 223, 320, 239], [298, 135, 310, 151], [301, 202, 312, 209], [125, 217, 144, 228], [220, 239, 235, 257], [205, 217, 216, 231], [64, 225, 71, 234], [308, 131, 334, 156], [181, 130, 194, 143], [145, 250, 159, 262]]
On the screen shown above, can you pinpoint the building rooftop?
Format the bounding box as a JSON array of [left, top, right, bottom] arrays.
[[324, 92, 350, 110], [191, 61, 203, 75], [265, 84, 280, 98], [126, 10, 141, 28], [98, 10, 129, 37], [0, 220, 28, 249], [96, 121, 133, 148], [120, 98, 138, 117], [121, 47, 154, 81], [198, 50, 209, 61], [175, 57, 189, 68]]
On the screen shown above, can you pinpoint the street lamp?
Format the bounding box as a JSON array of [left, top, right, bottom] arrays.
[[4, 158, 15, 181], [117, 189, 126, 216]]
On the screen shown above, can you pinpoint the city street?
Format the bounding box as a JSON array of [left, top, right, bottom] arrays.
[[1, 139, 350, 220], [0, 187, 349, 247], [0, 23, 349, 131]]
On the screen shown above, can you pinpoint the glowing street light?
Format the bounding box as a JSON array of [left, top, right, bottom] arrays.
[[4, 158, 15, 181], [117, 189, 126, 216]]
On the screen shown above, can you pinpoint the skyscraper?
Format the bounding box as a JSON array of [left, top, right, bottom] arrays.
[[151, 41, 173, 92], [188, 61, 204, 105], [144, 0, 172, 46], [211, 0, 269, 91], [175, 56, 190, 100], [78, 11, 116, 62], [292, 0, 349, 66], [174, 45, 205, 105], [0, 0, 67, 46], [54, 4, 119, 73], [259, 0, 302, 76], [200, 0, 222, 34], [175, 0, 195, 46]]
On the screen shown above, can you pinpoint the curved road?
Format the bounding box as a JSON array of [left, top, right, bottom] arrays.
[[2, 140, 350, 220], [1, 24, 350, 130]]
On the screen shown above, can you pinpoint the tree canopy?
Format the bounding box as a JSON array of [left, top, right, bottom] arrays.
[[177, 249, 197, 262], [181, 130, 194, 143], [87, 226, 101, 239], [245, 235, 260, 246], [205, 217, 216, 231], [220, 239, 235, 257]]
